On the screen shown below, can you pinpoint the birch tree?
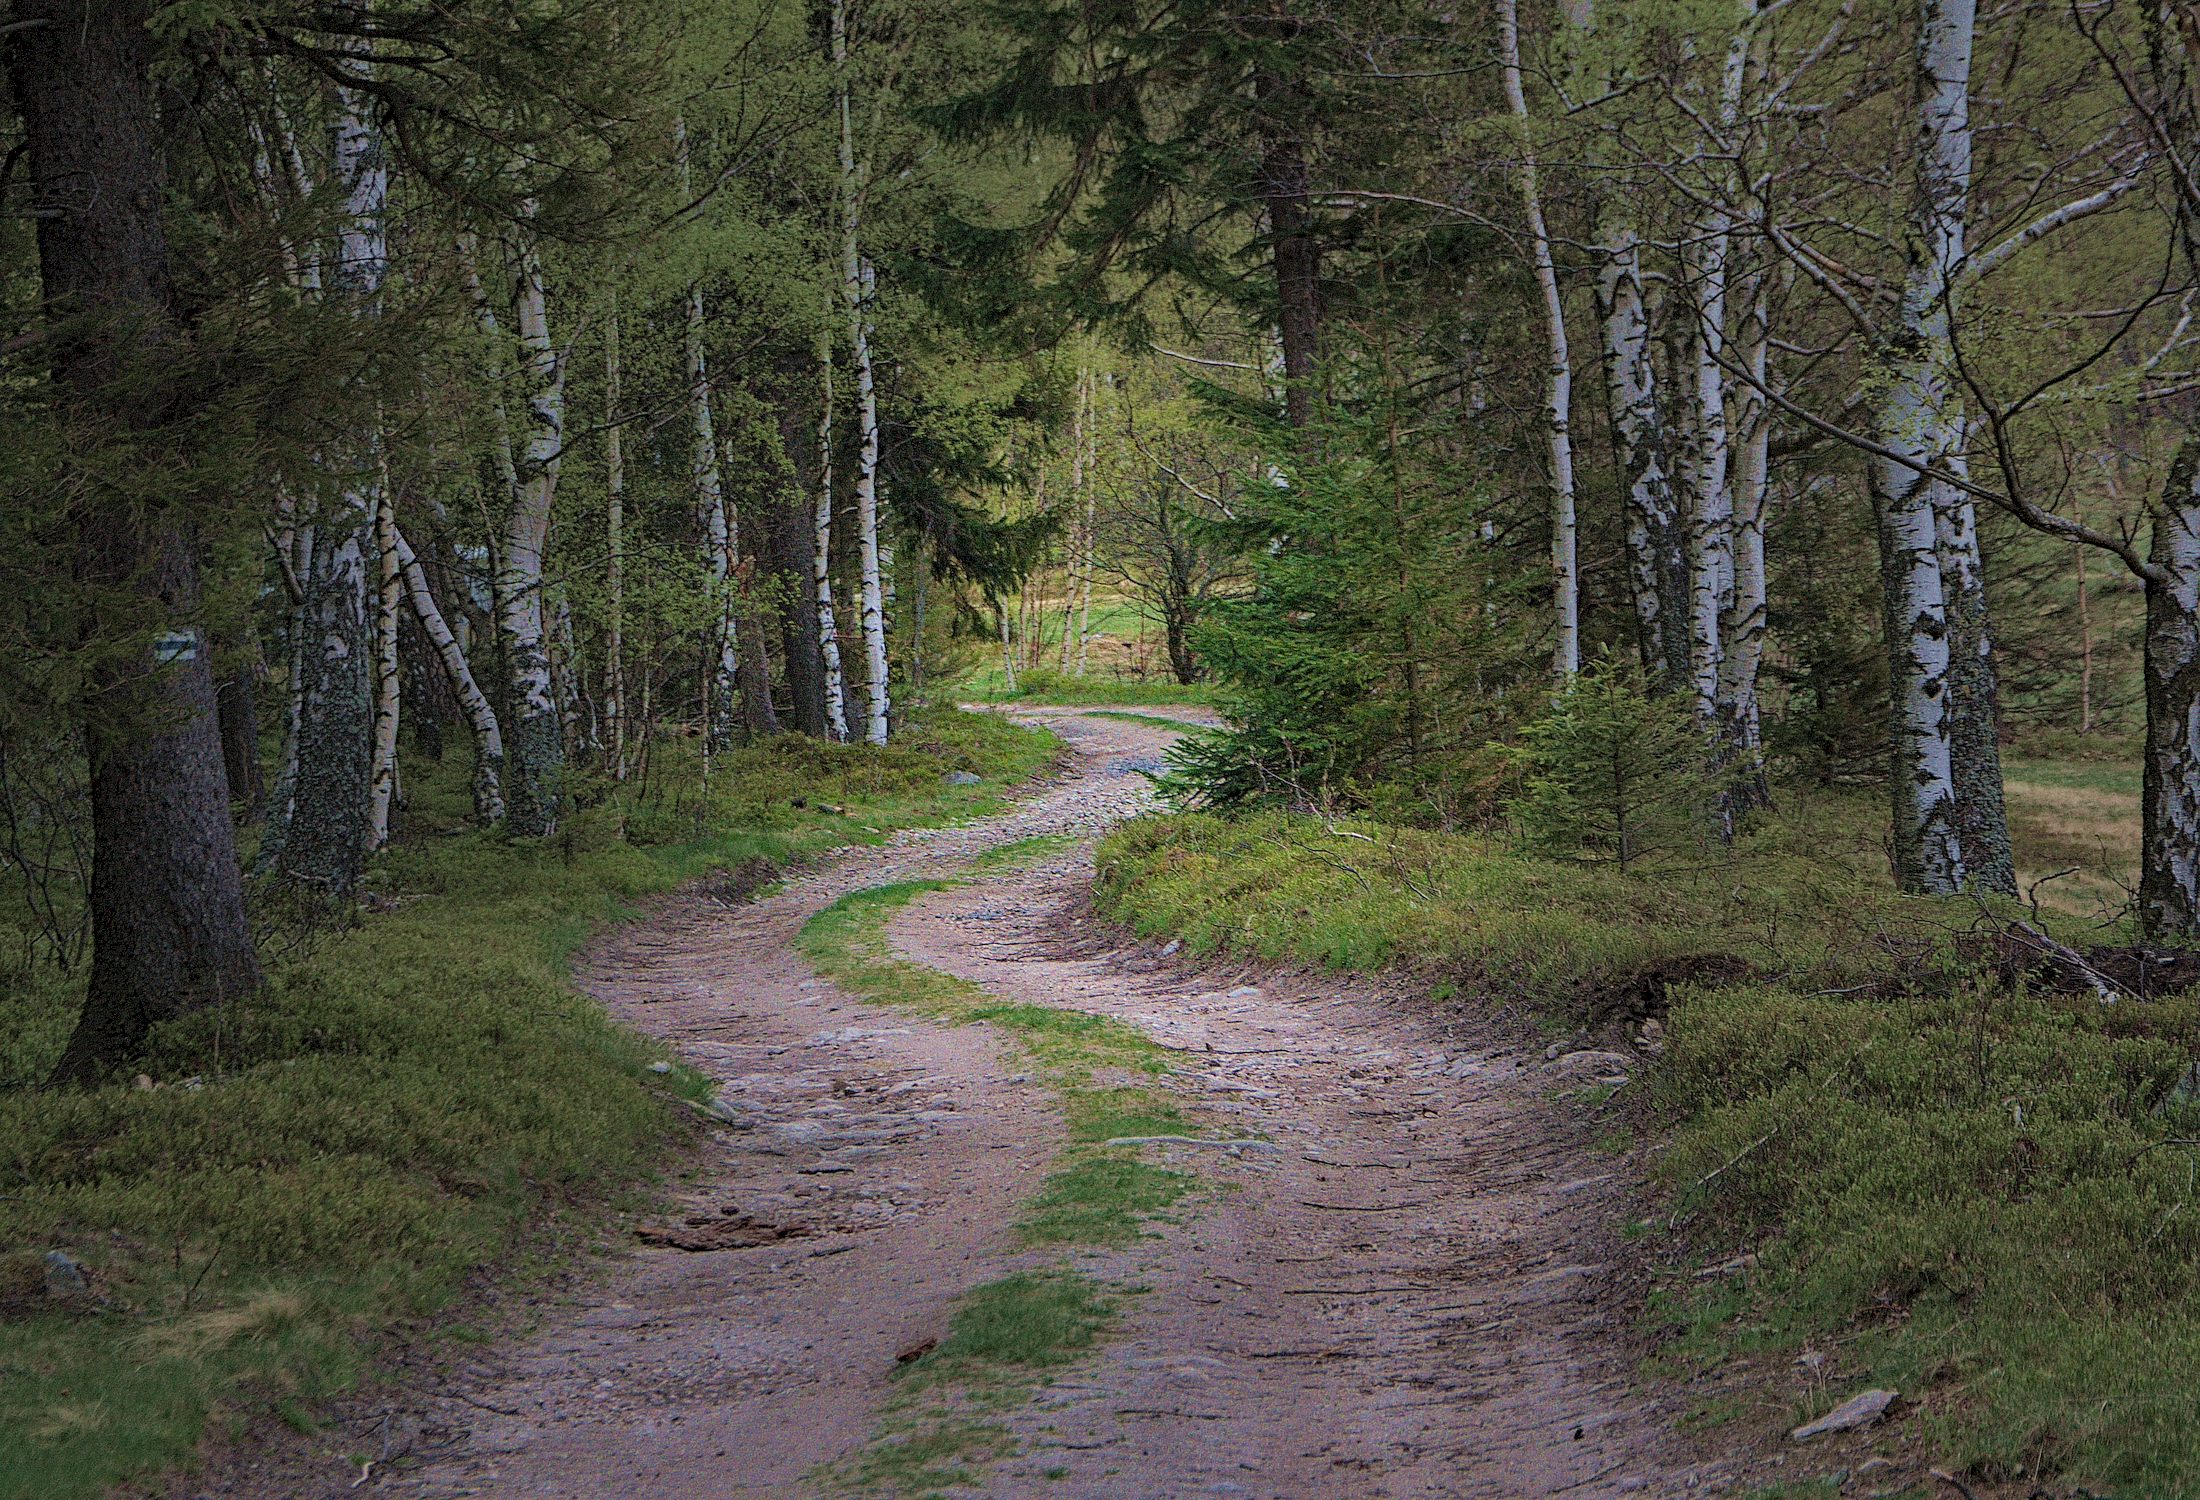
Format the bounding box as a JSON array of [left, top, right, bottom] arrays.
[[837, 0, 891, 744], [816, 329, 851, 739], [1498, 0, 1578, 677], [674, 117, 750, 753], [464, 222, 566, 837], [1858, 0, 2003, 893]]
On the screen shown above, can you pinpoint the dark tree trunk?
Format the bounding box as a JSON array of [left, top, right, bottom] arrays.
[[400, 606, 448, 761], [1262, 134, 1320, 431], [15, 0, 263, 1083], [738, 616, 780, 738], [1254, 57, 1320, 431], [1941, 514, 2015, 895], [217, 657, 265, 825]]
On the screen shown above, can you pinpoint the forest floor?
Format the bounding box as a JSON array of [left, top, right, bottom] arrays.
[[196, 709, 1775, 1500]]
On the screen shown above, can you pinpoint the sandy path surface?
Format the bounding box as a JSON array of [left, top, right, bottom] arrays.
[[310, 708, 1730, 1500]]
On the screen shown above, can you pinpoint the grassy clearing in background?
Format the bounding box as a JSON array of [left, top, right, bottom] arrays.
[[796, 858, 1210, 1496], [0, 706, 1054, 1500], [1094, 774, 2200, 1495], [955, 665, 1217, 707]]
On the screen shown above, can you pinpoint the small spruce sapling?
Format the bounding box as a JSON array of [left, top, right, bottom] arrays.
[[1506, 658, 1715, 871]]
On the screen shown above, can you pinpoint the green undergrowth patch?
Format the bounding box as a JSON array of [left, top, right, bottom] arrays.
[[1093, 783, 2200, 1492], [1092, 793, 2096, 999], [797, 881, 1168, 1079], [1016, 1156, 1193, 1245], [1654, 977, 2200, 1494], [0, 708, 1053, 1500]]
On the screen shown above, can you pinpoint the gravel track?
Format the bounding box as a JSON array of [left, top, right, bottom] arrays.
[[229, 707, 1730, 1500]]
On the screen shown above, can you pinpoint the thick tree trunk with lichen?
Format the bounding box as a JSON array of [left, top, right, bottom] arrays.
[[14, 0, 263, 1082], [2142, 441, 2200, 938]]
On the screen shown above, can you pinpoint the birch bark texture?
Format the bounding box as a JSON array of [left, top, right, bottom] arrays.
[[1870, 0, 1982, 895], [816, 331, 851, 740], [494, 224, 567, 836], [837, 0, 891, 744], [1498, 0, 1579, 677]]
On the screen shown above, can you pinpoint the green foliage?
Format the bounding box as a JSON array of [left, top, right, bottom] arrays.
[[1164, 398, 1532, 819], [1507, 658, 1717, 871], [1096, 795, 1919, 991], [1015, 1156, 1191, 1245], [959, 666, 1217, 706]]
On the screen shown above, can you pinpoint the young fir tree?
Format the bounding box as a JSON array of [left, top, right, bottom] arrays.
[[1507, 658, 1716, 874]]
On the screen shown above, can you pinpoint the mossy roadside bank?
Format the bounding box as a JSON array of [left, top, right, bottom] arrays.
[[0, 707, 1055, 1500], [1095, 795, 2200, 1497]]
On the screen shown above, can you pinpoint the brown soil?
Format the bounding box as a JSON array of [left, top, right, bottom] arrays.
[[187, 707, 1770, 1500]]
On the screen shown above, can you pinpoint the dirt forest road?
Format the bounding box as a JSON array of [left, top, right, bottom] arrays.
[[357, 708, 1741, 1500]]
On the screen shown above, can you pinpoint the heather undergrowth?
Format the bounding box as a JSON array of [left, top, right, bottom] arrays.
[[1094, 782, 2200, 1495], [0, 707, 1053, 1500]]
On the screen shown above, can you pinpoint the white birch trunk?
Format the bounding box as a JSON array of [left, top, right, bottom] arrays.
[[605, 291, 627, 778], [1681, 21, 1747, 745], [816, 328, 850, 739], [1597, 214, 1685, 688], [675, 118, 742, 751], [1871, 0, 1975, 893], [836, 2, 890, 744], [394, 528, 505, 820], [369, 442, 400, 846], [1499, 0, 1579, 677], [1722, 262, 1770, 803], [497, 222, 566, 836]]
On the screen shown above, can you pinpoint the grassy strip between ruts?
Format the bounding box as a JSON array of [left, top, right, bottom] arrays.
[[1095, 793, 2200, 1499], [0, 706, 1055, 1500], [794, 859, 1238, 1497]]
